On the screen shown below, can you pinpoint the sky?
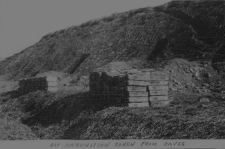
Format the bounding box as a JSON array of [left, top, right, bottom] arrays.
[[0, 0, 171, 59]]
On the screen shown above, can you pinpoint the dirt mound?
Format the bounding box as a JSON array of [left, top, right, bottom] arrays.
[[58, 75, 90, 93], [0, 75, 18, 95], [7, 89, 225, 140], [161, 58, 222, 93], [0, 119, 37, 140], [0, 96, 38, 140], [1, 1, 224, 79], [64, 92, 225, 139], [95, 61, 133, 72], [164, 58, 202, 92], [36, 71, 68, 79]]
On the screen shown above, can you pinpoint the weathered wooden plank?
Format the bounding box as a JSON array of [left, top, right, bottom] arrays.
[[127, 86, 147, 92], [128, 97, 149, 102], [149, 96, 169, 101], [150, 100, 171, 107], [128, 80, 150, 86], [148, 80, 168, 85], [128, 75, 169, 81], [149, 90, 168, 95], [148, 86, 169, 91], [129, 72, 151, 75], [128, 80, 168, 86], [128, 75, 149, 81], [128, 102, 149, 107], [128, 91, 148, 97], [149, 75, 169, 80], [106, 72, 126, 77], [123, 69, 139, 73], [123, 70, 153, 76]]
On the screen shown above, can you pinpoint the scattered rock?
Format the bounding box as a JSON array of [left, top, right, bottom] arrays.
[[221, 91, 225, 94], [171, 87, 177, 91], [203, 83, 210, 87], [190, 68, 195, 73], [212, 101, 218, 106], [200, 98, 210, 103], [206, 73, 211, 78], [177, 82, 182, 86]]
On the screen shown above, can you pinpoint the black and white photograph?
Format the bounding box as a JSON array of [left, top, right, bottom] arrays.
[[0, 0, 225, 147]]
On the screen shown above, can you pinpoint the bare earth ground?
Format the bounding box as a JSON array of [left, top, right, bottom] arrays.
[[1, 58, 225, 140]]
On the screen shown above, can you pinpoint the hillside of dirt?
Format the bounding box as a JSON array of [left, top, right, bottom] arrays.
[[0, 0, 224, 79], [1, 86, 225, 140], [1, 0, 225, 140], [1, 57, 225, 140]]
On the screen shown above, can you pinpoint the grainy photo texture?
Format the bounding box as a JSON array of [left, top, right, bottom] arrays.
[[0, 0, 225, 141]]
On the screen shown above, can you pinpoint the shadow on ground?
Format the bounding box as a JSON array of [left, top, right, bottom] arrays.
[[21, 91, 108, 127]]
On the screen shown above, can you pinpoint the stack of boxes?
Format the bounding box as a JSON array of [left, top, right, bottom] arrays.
[[18, 76, 58, 94], [148, 71, 170, 107], [125, 69, 149, 107], [127, 71, 170, 107], [89, 69, 172, 107], [89, 72, 103, 95], [90, 71, 127, 105]]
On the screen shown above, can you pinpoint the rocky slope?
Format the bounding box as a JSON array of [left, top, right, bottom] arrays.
[[0, 0, 224, 79]]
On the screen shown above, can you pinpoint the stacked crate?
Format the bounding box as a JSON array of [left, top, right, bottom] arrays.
[[148, 71, 170, 107], [90, 71, 128, 105], [18, 76, 58, 94], [89, 69, 172, 108], [89, 72, 103, 95], [125, 70, 150, 107]]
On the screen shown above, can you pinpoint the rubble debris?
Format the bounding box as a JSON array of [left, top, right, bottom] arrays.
[[200, 98, 210, 103]]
